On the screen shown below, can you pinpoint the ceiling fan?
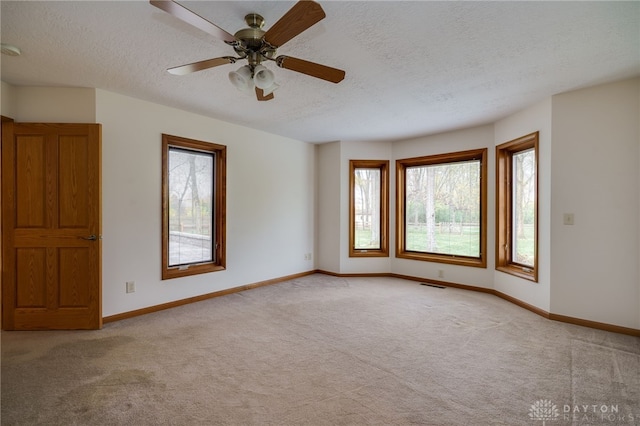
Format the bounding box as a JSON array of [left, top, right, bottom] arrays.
[[150, 0, 346, 101]]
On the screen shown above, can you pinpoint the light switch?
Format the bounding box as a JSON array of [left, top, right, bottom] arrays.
[[563, 213, 574, 225]]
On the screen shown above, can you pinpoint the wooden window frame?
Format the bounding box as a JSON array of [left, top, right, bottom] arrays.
[[349, 160, 390, 257], [496, 132, 539, 282], [396, 148, 487, 268], [162, 134, 226, 280]]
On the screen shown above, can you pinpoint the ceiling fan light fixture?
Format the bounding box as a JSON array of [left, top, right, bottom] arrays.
[[261, 82, 280, 96], [253, 64, 275, 90], [1, 43, 21, 56], [228, 65, 254, 92]]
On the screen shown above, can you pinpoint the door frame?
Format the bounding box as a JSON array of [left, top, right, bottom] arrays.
[[0, 115, 14, 329]]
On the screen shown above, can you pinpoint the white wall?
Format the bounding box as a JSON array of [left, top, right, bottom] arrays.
[[550, 78, 639, 329], [316, 142, 341, 272], [391, 125, 496, 288], [7, 86, 96, 123], [95, 90, 315, 316], [494, 98, 552, 312], [1, 81, 17, 118]]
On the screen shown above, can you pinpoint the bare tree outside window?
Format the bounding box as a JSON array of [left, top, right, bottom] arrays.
[[405, 160, 481, 257], [349, 160, 389, 257], [168, 148, 213, 266], [354, 168, 381, 249], [162, 134, 226, 280], [396, 149, 487, 268], [496, 132, 538, 281], [512, 148, 536, 267]]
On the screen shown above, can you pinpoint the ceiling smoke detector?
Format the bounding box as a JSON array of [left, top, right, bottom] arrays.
[[1, 43, 21, 56]]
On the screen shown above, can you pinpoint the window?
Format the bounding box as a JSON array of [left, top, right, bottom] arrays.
[[349, 160, 389, 257], [396, 148, 487, 267], [162, 134, 226, 279], [496, 132, 538, 281]]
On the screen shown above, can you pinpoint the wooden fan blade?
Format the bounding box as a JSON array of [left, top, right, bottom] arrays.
[[150, 0, 236, 43], [263, 1, 326, 48], [167, 57, 236, 75], [276, 55, 345, 83], [256, 87, 275, 101]]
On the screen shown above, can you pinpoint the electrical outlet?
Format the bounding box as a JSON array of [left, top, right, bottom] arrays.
[[438, 270, 444, 278], [126, 281, 136, 293], [304, 253, 312, 261]]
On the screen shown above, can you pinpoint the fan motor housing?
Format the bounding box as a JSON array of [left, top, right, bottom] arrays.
[[234, 27, 264, 50], [233, 13, 277, 65]]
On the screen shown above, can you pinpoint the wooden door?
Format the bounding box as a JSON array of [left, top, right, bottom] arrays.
[[2, 123, 102, 330]]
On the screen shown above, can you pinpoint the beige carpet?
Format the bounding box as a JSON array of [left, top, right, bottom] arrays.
[[2, 274, 639, 425]]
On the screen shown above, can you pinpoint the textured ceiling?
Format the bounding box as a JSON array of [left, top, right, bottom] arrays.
[[1, 1, 639, 143]]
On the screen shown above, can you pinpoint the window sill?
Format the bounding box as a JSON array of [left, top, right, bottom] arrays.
[[162, 263, 225, 280], [496, 265, 537, 282], [397, 251, 486, 268], [349, 249, 389, 258]]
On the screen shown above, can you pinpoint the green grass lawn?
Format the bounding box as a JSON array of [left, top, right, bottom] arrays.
[[356, 224, 535, 261], [513, 226, 535, 266], [355, 229, 381, 249], [406, 224, 480, 257]]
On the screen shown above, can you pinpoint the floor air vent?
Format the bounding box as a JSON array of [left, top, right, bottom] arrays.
[[420, 283, 446, 289]]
